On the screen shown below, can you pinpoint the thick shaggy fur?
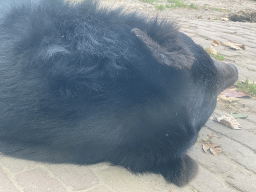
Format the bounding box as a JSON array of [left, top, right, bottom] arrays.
[[0, 0, 237, 186]]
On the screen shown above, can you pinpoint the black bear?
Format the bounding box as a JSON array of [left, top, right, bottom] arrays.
[[0, 0, 238, 186]]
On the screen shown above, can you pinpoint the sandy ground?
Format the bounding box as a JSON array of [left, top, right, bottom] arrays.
[[100, 0, 256, 20]]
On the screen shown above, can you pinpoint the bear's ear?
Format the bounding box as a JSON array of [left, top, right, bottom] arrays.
[[131, 28, 194, 70]]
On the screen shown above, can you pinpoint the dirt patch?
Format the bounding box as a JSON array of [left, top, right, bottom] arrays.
[[229, 9, 256, 22], [101, 0, 256, 22], [216, 99, 251, 114]]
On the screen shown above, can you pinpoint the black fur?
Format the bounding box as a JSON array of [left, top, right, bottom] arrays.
[[0, 0, 238, 186]]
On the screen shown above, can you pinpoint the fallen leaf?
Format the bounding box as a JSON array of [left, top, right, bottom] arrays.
[[215, 114, 241, 129], [218, 95, 239, 102], [221, 89, 250, 98], [203, 143, 222, 156], [207, 46, 218, 55], [208, 133, 219, 138], [212, 40, 219, 46], [235, 43, 245, 50], [231, 113, 248, 119], [202, 143, 211, 153], [221, 42, 244, 50], [221, 17, 229, 21], [209, 144, 222, 156]]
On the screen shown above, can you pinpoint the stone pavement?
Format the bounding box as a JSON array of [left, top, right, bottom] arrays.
[[1, 11, 256, 192], [178, 18, 256, 83]]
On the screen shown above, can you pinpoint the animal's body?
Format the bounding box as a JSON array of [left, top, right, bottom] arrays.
[[0, 0, 238, 186]]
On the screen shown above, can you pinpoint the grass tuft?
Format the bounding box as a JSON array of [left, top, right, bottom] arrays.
[[237, 79, 256, 97], [139, 0, 158, 3], [205, 48, 225, 61], [203, 6, 231, 12], [167, 0, 198, 9], [156, 4, 166, 10]]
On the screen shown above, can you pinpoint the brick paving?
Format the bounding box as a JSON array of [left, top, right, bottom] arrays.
[[1, 3, 256, 192]]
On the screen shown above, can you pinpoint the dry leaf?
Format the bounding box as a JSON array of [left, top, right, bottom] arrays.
[[203, 143, 211, 153], [221, 17, 229, 21], [212, 40, 219, 46], [203, 143, 222, 156], [221, 89, 250, 98], [208, 133, 219, 138], [216, 114, 241, 129], [209, 144, 222, 156], [221, 42, 244, 50], [218, 95, 239, 102], [235, 43, 245, 50], [207, 46, 218, 55]]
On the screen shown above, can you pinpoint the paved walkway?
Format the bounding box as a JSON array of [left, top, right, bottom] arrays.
[[1, 12, 256, 192]]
